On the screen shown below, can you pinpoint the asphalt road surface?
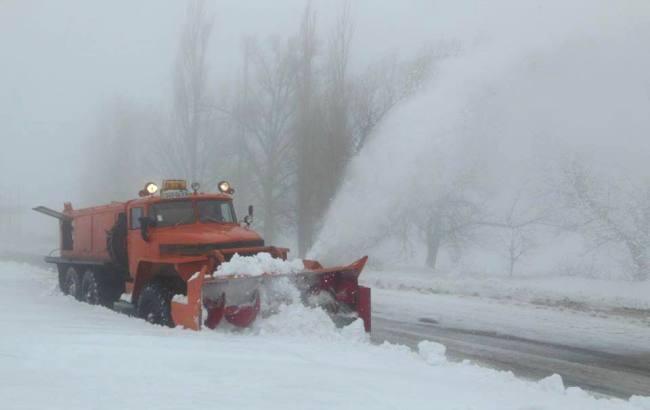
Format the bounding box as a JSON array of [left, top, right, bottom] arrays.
[[372, 315, 650, 398]]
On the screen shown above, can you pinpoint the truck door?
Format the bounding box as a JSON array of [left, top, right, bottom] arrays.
[[127, 205, 152, 276]]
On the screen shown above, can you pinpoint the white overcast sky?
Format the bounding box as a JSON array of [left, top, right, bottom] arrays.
[[0, 0, 447, 205], [1, 0, 648, 207]]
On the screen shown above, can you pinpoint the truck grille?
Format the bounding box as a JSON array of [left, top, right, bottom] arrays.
[[160, 240, 265, 256]]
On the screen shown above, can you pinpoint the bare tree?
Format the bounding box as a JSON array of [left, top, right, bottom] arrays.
[[554, 158, 650, 280], [486, 189, 550, 276], [320, 3, 354, 197], [162, 0, 216, 184], [419, 194, 483, 269], [236, 37, 298, 242], [83, 98, 151, 203], [295, 5, 320, 256], [350, 51, 435, 153], [294, 4, 357, 255], [226, 37, 257, 218]]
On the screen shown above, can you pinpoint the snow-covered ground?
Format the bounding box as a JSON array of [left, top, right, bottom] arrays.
[[373, 288, 650, 356], [364, 268, 650, 313], [366, 268, 650, 356], [0, 261, 649, 409]]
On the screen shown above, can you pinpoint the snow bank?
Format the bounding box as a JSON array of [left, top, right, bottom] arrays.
[[214, 252, 304, 277], [0, 260, 645, 410], [417, 340, 446, 365]]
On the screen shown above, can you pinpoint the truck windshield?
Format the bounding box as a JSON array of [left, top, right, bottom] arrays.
[[197, 200, 236, 223], [150, 201, 195, 227], [150, 199, 237, 227]]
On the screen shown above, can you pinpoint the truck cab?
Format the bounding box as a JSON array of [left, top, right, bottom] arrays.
[[125, 193, 264, 278]]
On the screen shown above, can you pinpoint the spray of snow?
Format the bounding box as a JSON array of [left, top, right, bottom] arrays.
[[310, 0, 650, 276], [214, 252, 304, 277]]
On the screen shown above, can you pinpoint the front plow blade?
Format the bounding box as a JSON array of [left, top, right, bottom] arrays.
[[170, 256, 371, 332]]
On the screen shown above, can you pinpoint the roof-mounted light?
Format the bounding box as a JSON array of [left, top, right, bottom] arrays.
[[218, 180, 234, 194], [146, 182, 159, 194], [162, 179, 187, 191], [139, 182, 159, 197]]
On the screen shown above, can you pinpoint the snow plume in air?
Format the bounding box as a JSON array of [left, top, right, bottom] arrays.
[[311, 0, 650, 276]]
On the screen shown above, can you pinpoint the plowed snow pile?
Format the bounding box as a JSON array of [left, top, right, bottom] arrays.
[[214, 252, 304, 277], [0, 261, 647, 410]]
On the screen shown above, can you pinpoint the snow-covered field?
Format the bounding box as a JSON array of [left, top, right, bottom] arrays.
[[366, 268, 650, 356], [364, 268, 650, 312], [374, 287, 650, 356], [1, 261, 649, 410]]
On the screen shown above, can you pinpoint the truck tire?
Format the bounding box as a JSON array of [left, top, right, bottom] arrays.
[[81, 269, 114, 307], [61, 266, 82, 300], [137, 282, 174, 327]]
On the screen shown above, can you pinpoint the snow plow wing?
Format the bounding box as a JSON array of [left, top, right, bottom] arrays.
[[171, 256, 371, 332]]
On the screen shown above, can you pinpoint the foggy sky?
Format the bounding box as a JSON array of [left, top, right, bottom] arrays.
[[2, 0, 650, 272], [310, 0, 650, 273], [0, 0, 442, 206]]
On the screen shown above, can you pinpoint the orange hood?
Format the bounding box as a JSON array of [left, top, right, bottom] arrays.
[[152, 224, 263, 246]]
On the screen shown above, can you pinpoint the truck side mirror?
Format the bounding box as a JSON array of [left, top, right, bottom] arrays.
[[139, 216, 157, 242], [243, 205, 254, 227]]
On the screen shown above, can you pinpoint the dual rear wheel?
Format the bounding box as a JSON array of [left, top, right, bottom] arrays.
[[58, 265, 178, 328], [58, 266, 121, 307]]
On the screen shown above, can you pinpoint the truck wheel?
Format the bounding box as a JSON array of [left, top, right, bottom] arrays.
[[81, 269, 113, 307], [137, 283, 174, 327], [61, 267, 82, 300]]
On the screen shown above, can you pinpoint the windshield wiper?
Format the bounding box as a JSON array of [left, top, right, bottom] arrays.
[[202, 216, 222, 223], [174, 216, 195, 226]]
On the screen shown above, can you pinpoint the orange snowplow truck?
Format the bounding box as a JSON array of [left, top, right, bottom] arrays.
[[34, 180, 371, 331]]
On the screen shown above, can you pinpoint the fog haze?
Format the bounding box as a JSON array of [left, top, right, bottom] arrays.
[[2, 0, 650, 278]]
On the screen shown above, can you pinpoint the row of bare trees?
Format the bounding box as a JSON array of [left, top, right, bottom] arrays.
[[395, 156, 650, 280], [228, 5, 437, 248], [84, 2, 649, 280], [84, 1, 436, 252]]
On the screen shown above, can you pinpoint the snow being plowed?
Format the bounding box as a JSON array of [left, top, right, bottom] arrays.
[[213, 252, 305, 277], [0, 260, 647, 410]]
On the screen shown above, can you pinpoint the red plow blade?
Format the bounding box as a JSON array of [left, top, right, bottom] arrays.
[[171, 256, 371, 332]]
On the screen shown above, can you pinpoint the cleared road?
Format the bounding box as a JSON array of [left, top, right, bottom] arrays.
[[373, 315, 650, 398]]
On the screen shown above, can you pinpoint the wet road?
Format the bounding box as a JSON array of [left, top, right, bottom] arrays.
[[372, 316, 650, 398]]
